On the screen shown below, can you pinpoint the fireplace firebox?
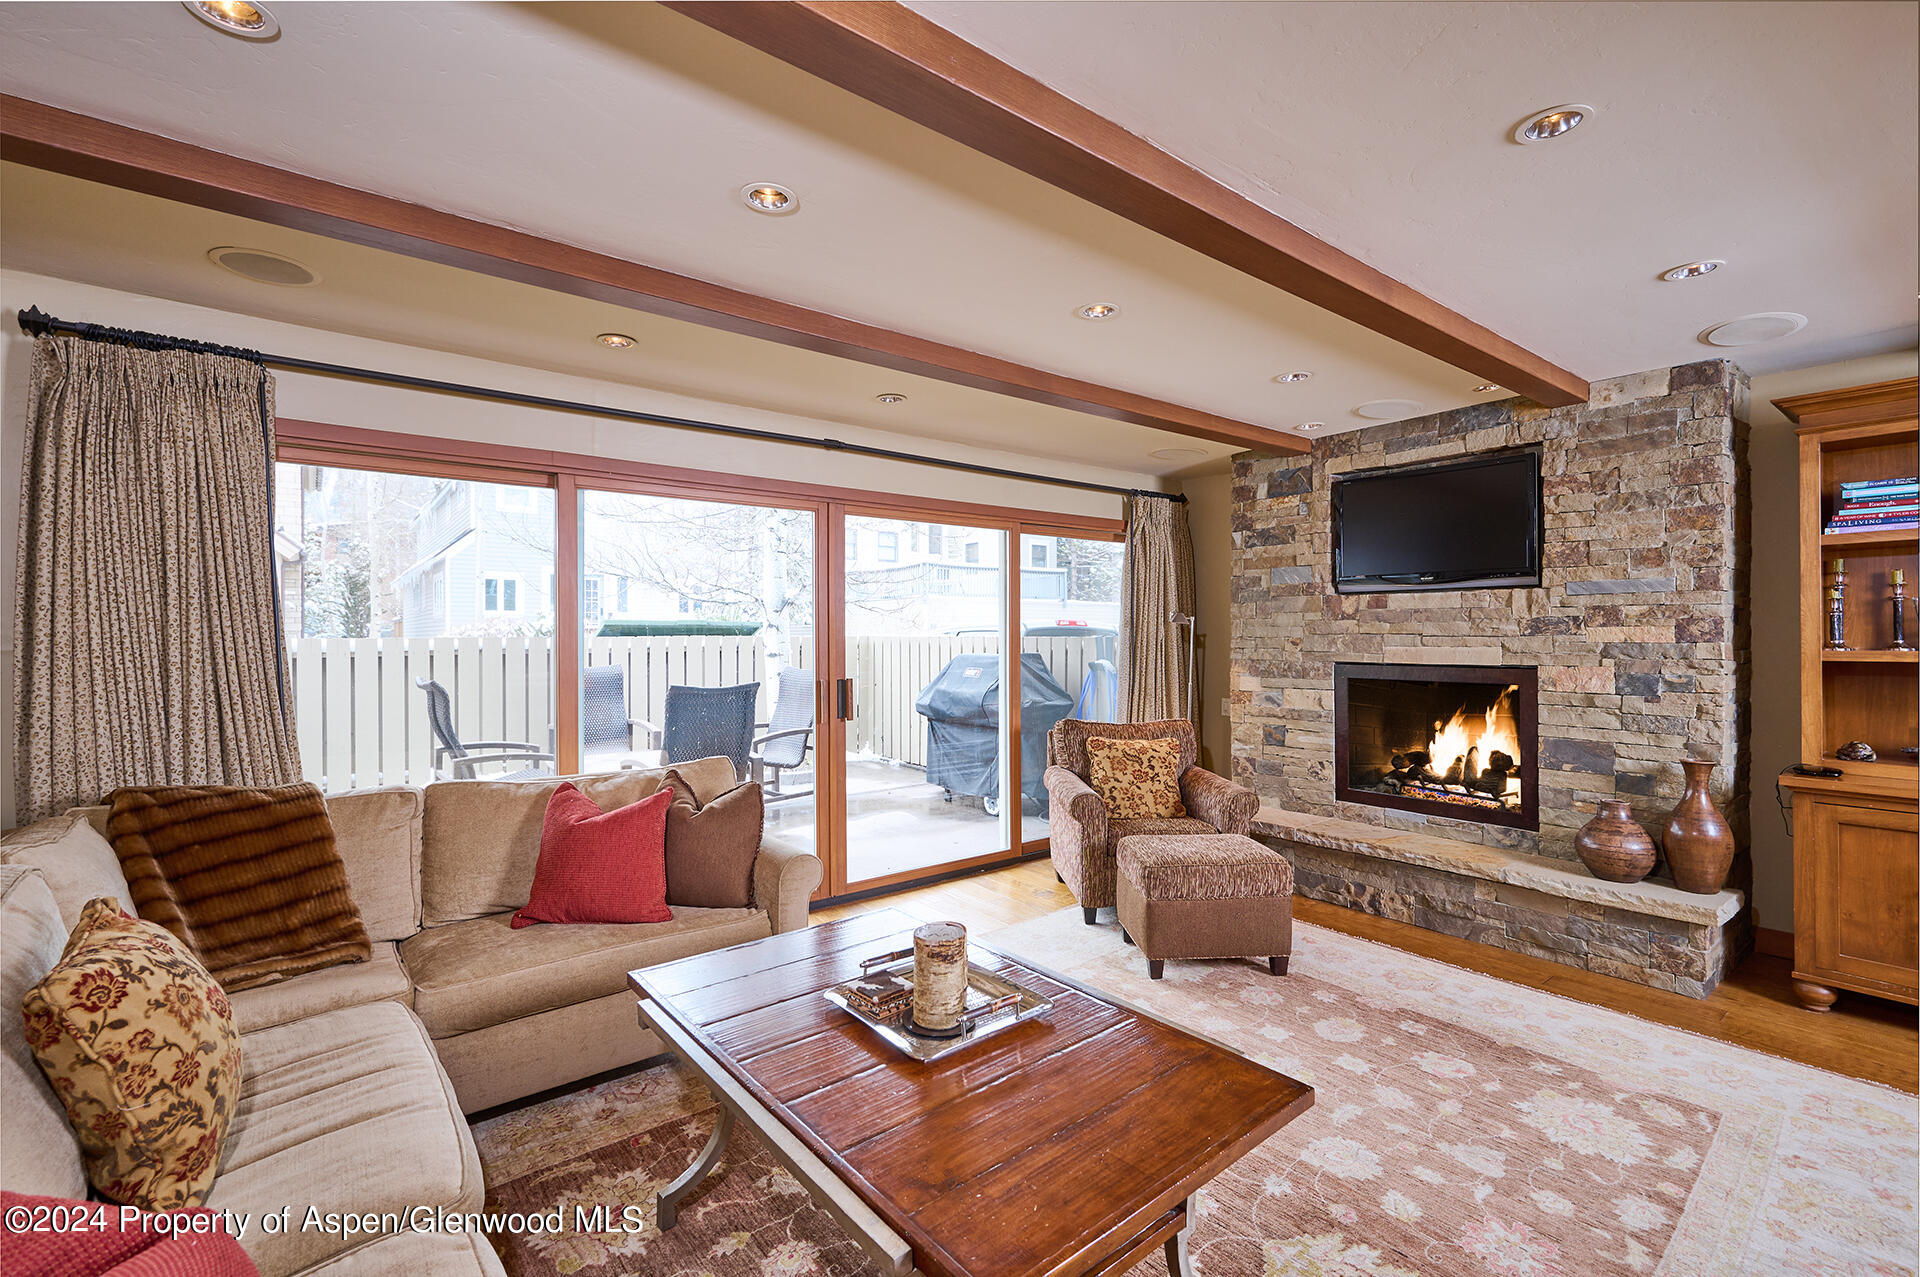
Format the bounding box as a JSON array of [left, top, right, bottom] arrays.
[[1334, 663, 1539, 831]]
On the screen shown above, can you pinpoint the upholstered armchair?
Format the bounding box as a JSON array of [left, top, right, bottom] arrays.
[[1044, 718, 1260, 924]]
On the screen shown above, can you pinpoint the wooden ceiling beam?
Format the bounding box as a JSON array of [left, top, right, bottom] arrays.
[[666, 1, 1591, 409], [0, 94, 1306, 456]]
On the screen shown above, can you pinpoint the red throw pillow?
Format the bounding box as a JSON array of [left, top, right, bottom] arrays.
[[511, 783, 672, 929], [0, 1189, 260, 1276]]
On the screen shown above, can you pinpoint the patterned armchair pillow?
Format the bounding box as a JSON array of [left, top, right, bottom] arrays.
[[1085, 736, 1189, 820], [21, 898, 244, 1210]]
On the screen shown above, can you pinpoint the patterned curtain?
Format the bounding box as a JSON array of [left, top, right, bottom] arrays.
[[1118, 495, 1196, 723], [13, 336, 301, 823]]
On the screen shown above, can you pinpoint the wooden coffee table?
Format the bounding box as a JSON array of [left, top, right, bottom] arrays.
[[628, 908, 1313, 1277]]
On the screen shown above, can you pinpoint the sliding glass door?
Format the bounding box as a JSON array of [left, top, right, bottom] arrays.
[[576, 486, 819, 848]]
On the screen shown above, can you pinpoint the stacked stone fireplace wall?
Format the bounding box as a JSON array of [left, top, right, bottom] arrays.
[[1230, 359, 1753, 903]]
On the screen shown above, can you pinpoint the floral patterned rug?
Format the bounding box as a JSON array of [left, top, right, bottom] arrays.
[[469, 911, 1917, 1276]]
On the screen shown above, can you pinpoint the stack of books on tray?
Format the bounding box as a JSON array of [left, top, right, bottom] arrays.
[[1826, 476, 1918, 534]]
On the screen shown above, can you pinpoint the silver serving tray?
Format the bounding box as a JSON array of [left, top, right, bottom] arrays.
[[823, 949, 1053, 1063]]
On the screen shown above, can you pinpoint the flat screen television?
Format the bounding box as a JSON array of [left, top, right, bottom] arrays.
[[1332, 449, 1542, 593]]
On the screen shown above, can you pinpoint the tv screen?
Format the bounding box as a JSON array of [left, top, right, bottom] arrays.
[[1333, 451, 1542, 593]]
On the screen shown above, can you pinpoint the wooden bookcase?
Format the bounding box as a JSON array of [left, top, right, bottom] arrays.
[[1776, 377, 1918, 1011]]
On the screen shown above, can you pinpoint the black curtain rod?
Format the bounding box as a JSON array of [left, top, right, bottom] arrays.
[[16, 306, 1184, 505]]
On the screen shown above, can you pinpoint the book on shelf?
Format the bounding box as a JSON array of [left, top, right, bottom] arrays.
[[1830, 506, 1920, 521], [1825, 519, 1920, 534], [1839, 476, 1918, 493]]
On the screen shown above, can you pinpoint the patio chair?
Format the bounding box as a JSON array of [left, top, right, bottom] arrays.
[[636, 682, 761, 782], [582, 663, 644, 756], [750, 666, 816, 802], [416, 676, 556, 781]]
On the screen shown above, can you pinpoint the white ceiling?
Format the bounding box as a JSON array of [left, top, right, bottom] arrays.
[[0, 0, 1912, 466], [914, 0, 1920, 379], [0, 0, 1483, 450]]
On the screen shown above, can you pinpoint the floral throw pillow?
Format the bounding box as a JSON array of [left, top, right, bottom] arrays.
[[1085, 736, 1189, 820], [21, 898, 243, 1210]]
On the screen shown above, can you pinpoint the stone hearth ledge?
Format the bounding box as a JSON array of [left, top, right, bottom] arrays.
[[1253, 807, 1742, 927]]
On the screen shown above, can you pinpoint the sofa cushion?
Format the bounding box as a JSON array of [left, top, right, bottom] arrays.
[[2, 815, 138, 929], [23, 898, 244, 1210], [419, 759, 738, 925], [0, 866, 88, 1199], [1085, 736, 1189, 820], [664, 773, 763, 909], [1109, 817, 1218, 841], [106, 783, 371, 991], [513, 783, 672, 929], [205, 1002, 483, 1277], [401, 906, 770, 1038], [300, 1230, 505, 1275], [0, 1189, 260, 1276], [318, 786, 422, 943], [226, 942, 411, 1034]]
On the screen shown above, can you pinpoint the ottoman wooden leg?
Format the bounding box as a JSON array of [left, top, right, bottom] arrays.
[[1122, 929, 1135, 946], [1148, 959, 1165, 980], [1083, 907, 1098, 926], [1270, 955, 1289, 976]]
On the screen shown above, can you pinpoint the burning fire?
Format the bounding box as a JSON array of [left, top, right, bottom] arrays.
[[1428, 687, 1522, 788]]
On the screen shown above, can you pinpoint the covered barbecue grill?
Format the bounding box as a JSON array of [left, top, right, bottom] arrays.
[[915, 652, 1074, 815]]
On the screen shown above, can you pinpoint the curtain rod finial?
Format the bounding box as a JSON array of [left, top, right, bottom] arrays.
[[17, 306, 54, 336]]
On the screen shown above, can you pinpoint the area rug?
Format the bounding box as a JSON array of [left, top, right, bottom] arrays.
[[469, 912, 1917, 1276]]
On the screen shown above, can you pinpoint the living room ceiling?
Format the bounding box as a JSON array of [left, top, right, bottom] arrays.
[[911, 0, 1919, 378], [0, 0, 1912, 464]]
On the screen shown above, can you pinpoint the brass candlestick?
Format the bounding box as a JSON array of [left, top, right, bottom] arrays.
[[1892, 569, 1913, 652], [1826, 559, 1849, 650]]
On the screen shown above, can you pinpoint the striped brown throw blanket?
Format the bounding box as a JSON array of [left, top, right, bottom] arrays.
[[106, 783, 370, 990]]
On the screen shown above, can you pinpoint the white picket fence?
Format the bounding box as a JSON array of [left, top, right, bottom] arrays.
[[288, 632, 1107, 792]]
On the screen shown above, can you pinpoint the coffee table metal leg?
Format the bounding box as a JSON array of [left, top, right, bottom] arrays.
[[1164, 1198, 1195, 1277], [657, 1104, 734, 1230]]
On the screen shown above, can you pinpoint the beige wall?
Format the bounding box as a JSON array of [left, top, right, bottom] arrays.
[[1, 269, 1157, 831], [1744, 349, 1918, 937], [1181, 469, 1236, 774]]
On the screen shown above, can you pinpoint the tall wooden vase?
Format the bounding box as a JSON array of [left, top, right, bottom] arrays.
[[1663, 759, 1734, 895]]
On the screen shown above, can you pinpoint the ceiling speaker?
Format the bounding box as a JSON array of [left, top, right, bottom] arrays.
[[207, 247, 319, 287], [1353, 398, 1426, 420], [1701, 312, 1806, 347]]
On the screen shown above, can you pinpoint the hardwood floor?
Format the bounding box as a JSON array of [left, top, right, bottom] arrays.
[[815, 858, 1920, 1093]]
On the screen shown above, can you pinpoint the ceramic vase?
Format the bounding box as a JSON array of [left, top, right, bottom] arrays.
[[1663, 758, 1735, 895], [1575, 800, 1657, 883]]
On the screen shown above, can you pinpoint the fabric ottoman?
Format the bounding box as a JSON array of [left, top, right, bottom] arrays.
[[1115, 833, 1294, 980]]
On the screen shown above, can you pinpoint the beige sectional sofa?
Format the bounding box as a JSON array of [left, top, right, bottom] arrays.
[[0, 759, 822, 1276]]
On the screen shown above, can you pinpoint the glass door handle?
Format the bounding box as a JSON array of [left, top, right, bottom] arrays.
[[835, 678, 854, 721]]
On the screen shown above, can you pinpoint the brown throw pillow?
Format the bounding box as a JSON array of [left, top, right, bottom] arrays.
[[22, 898, 243, 1210], [1085, 736, 1189, 820], [662, 770, 764, 908], [107, 783, 370, 991]]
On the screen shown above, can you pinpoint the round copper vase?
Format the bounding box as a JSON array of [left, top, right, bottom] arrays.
[[1575, 799, 1657, 883]]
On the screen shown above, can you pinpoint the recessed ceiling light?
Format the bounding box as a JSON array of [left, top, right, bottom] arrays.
[[1512, 104, 1592, 144], [1661, 259, 1725, 282], [1354, 398, 1425, 420], [1700, 312, 1807, 348], [1473, 383, 1502, 394], [740, 183, 798, 215], [875, 393, 907, 404], [206, 246, 316, 286], [1298, 422, 1327, 432], [183, 0, 278, 38], [1273, 371, 1313, 383], [1076, 303, 1121, 321], [1150, 446, 1207, 461], [596, 333, 636, 349]]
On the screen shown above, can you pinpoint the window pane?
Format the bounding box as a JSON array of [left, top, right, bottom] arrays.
[[277, 462, 557, 793], [1022, 533, 1122, 725], [579, 494, 816, 855], [845, 517, 1012, 882]]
